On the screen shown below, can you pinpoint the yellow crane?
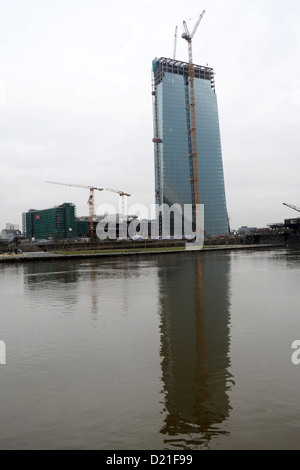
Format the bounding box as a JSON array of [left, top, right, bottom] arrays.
[[45, 181, 103, 238], [106, 188, 131, 222], [182, 10, 206, 232]]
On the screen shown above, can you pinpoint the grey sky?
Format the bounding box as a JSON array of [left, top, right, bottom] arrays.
[[0, 0, 300, 231]]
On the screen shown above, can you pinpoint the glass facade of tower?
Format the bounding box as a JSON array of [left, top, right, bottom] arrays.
[[152, 58, 229, 237]]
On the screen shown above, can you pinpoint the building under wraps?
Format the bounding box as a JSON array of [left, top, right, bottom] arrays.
[[22, 203, 77, 240]]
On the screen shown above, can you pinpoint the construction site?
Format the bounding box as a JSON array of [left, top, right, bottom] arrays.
[[2, 11, 299, 256], [21, 180, 153, 243], [268, 203, 300, 244], [152, 10, 229, 237]]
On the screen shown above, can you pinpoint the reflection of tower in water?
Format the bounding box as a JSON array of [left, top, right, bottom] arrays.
[[158, 252, 233, 449]]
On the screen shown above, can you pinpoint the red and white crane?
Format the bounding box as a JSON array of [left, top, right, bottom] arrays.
[[106, 188, 131, 222]]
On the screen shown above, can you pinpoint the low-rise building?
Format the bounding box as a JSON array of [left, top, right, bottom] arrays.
[[1, 224, 22, 242]]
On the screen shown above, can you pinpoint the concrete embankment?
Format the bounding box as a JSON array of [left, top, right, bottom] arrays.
[[0, 243, 285, 264]]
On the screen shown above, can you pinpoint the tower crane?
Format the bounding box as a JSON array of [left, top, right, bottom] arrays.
[[283, 203, 300, 213], [182, 10, 206, 233], [106, 188, 131, 222], [45, 181, 103, 238]]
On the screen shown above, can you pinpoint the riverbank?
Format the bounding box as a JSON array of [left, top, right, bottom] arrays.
[[0, 243, 285, 263]]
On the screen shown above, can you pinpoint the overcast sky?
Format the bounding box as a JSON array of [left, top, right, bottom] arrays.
[[1, 0, 300, 231]]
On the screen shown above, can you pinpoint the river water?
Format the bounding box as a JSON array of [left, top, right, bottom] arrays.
[[1, 247, 300, 450]]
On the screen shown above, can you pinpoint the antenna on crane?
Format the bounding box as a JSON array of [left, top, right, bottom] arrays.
[[106, 188, 131, 222], [181, 10, 206, 234], [173, 26, 178, 60], [45, 181, 103, 238]]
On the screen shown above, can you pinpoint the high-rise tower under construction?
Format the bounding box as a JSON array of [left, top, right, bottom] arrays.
[[152, 57, 229, 237]]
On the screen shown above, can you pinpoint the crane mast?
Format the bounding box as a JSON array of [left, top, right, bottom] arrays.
[[45, 181, 103, 238], [106, 188, 131, 222], [182, 10, 206, 232]]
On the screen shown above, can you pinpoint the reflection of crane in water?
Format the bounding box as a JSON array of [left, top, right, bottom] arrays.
[[90, 264, 98, 318], [88, 260, 130, 321], [196, 254, 206, 378]]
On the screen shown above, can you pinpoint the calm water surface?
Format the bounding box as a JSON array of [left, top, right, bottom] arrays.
[[1, 248, 300, 450]]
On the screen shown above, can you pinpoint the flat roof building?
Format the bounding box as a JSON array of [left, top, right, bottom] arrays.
[[1, 225, 22, 242], [22, 203, 77, 240], [152, 57, 229, 237]]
